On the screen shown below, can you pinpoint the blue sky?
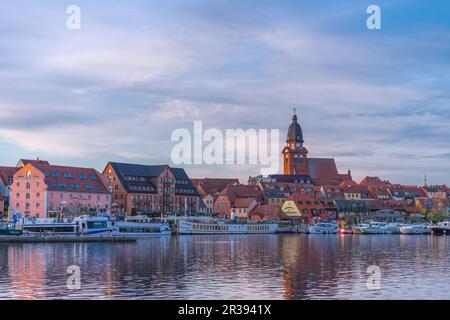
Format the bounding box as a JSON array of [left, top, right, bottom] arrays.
[[0, 0, 449, 184]]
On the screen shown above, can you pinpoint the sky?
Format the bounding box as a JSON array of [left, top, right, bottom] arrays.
[[0, 0, 449, 185]]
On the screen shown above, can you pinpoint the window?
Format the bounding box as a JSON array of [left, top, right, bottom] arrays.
[[58, 182, 67, 188], [51, 172, 60, 178], [71, 184, 80, 189], [86, 184, 93, 190], [26, 193, 30, 200], [36, 192, 40, 198], [79, 174, 87, 180], [89, 175, 97, 181], [64, 173, 73, 179], [26, 182, 31, 189], [49, 182, 56, 188]]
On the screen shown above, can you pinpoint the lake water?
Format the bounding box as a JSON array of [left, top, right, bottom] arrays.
[[1, 234, 449, 300]]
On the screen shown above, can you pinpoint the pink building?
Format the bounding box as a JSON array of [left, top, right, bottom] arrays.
[[11, 162, 111, 218]]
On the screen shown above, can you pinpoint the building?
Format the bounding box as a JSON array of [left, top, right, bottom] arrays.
[[280, 193, 328, 223], [10, 161, 111, 218], [103, 162, 199, 216], [342, 184, 373, 200], [214, 184, 263, 217], [281, 111, 352, 185], [0, 166, 17, 215], [232, 198, 258, 220], [249, 204, 281, 221], [192, 178, 239, 214]]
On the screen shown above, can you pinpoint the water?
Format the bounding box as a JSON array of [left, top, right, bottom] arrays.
[[1, 234, 449, 300]]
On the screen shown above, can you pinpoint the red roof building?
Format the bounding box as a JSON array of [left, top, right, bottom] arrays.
[[214, 184, 263, 217]]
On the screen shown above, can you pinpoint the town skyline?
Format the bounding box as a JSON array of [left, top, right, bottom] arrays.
[[1, 1, 449, 185]]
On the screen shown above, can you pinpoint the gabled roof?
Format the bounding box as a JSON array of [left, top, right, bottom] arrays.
[[0, 166, 18, 185], [25, 162, 110, 194], [107, 162, 198, 196], [308, 158, 340, 185], [192, 178, 239, 197], [219, 185, 263, 203], [234, 198, 257, 209], [250, 204, 280, 219], [359, 176, 391, 187], [17, 159, 50, 167]]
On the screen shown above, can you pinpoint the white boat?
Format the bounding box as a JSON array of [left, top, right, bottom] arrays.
[[352, 223, 369, 234], [359, 222, 388, 234], [400, 223, 431, 234], [308, 222, 339, 234], [115, 221, 171, 236], [385, 223, 411, 234], [177, 219, 278, 234], [22, 216, 117, 236]]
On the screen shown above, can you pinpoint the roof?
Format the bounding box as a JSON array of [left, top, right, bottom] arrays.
[[234, 198, 257, 208], [219, 184, 263, 203], [17, 159, 50, 167], [359, 176, 391, 187], [0, 166, 18, 185], [250, 204, 280, 219], [26, 162, 110, 194], [287, 113, 304, 143], [343, 185, 371, 195], [107, 162, 198, 196], [192, 178, 239, 197], [307, 158, 340, 185]]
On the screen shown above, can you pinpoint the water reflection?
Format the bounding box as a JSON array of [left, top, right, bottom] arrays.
[[1, 235, 449, 299]]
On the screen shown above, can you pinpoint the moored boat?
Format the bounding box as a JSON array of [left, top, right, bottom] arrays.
[[116, 221, 171, 236], [359, 222, 388, 234], [308, 222, 339, 234], [177, 219, 278, 234], [431, 221, 450, 235], [400, 223, 431, 234]]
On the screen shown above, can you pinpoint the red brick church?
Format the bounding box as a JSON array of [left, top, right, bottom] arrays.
[[274, 110, 351, 186]]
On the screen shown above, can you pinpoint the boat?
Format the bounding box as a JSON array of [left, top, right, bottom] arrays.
[[308, 222, 340, 234], [177, 219, 278, 234], [431, 221, 450, 235], [0, 224, 23, 236], [385, 223, 410, 234], [352, 223, 369, 234], [115, 221, 171, 236], [400, 223, 431, 234], [359, 222, 388, 234], [22, 216, 118, 236], [339, 227, 353, 234]]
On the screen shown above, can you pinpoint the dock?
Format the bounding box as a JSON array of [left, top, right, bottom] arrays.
[[0, 235, 137, 243]]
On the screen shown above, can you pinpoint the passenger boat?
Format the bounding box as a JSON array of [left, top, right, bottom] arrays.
[[116, 221, 171, 236], [22, 216, 117, 236], [308, 222, 339, 234], [177, 219, 278, 234], [431, 221, 450, 235]]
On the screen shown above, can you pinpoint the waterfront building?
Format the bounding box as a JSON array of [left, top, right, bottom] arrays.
[[232, 198, 258, 220], [214, 184, 263, 217], [0, 166, 17, 215], [10, 161, 111, 218], [249, 204, 280, 221], [192, 178, 239, 214], [280, 193, 328, 223], [103, 162, 199, 217]]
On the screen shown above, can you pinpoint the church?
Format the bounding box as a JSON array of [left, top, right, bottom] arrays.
[[269, 110, 352, 186]]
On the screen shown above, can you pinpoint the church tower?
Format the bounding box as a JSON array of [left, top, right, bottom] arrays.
[[282, 109, 309, 175]]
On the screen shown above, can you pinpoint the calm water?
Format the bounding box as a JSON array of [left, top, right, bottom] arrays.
[[1, 234, 449, 300]]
